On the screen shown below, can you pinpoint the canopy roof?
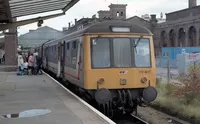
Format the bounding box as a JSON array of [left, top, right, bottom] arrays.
[[0, 0, 79, 23]]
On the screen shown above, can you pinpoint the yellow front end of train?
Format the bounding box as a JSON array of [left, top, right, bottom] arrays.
[[83, 34, 156, 90]]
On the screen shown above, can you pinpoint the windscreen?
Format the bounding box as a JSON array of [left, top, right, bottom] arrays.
[[134, 38, 151, 67], [91, 37, 151, 68], [91, 38, 111, 68]]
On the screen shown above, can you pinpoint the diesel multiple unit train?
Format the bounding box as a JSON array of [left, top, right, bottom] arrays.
[[37, 20, 157, 117]]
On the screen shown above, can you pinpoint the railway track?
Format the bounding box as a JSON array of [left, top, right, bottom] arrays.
[[113, 113, 149, 124], [44, 70, 149, 124]]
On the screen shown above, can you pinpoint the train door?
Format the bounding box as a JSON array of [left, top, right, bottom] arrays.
[[61, 41, 65, 78], [57, 41, 62, 77], [78, 37, 84, 84], [45, 47, 48, 69]]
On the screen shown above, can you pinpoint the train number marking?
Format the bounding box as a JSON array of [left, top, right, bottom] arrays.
[[139, 70, 151, 74]]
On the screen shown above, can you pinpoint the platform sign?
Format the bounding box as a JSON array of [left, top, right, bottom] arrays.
[[189, 53, 197, 61], [181, 49, 185, 53]]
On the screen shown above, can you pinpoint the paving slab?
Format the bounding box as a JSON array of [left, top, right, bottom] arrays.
[[0, 72, 109, 124]]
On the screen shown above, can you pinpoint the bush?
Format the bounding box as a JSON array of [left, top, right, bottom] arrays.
[[156, 78, 161, 87], [156, 77, 176, 97], [174, 63, 200, 105], [165, 83, 176, 96]]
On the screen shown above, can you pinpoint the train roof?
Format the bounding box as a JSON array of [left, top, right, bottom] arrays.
[[82, 20, 152, 34], [43, 20, 153, 46]]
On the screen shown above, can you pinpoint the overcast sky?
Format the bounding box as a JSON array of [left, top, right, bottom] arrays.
[[17, 0, 200, 35]]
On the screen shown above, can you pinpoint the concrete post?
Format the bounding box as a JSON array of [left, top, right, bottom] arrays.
[[185, 29, 189, 47], [196, 28, 199, 46], [167, 59, 170, 83], [4, 28, 18, 66]]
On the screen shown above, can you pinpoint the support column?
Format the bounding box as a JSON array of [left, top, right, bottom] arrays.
[[166, 37, 170, 47], [185, 29, 189, 47], [196, 28, 199, 46], [4, 28, 18, 66], [199, 28, 200, 46], [174, 34, 178, 47]]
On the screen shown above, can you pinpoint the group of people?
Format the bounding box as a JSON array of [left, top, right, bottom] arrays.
[[0, 49, 5, 64], [17, 51, 42, 75]]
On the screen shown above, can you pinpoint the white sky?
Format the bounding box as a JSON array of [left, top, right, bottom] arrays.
[[17, 0, 200, 35]]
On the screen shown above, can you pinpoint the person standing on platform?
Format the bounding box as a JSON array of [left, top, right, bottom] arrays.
[[33, 52, 38, 75], [17, 51, 24, 74], [37, 55, 43, 75], [28, 53, 34, 75]]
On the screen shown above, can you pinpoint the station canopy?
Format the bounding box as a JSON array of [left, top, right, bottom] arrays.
[[0, 0, 79, 23]]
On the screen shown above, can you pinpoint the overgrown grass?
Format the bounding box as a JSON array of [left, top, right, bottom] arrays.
[[152, 64, 200, 123]]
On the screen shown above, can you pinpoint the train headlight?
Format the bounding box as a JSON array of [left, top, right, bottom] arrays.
[[141, 77, 147, 83], [98, 78, 105, 84], [120, 78, 127, 85]]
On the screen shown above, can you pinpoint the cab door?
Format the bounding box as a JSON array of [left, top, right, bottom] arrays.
[[61, 41, 66, 78], [57, 42, 62, 77], [78, 37, 84, 84]]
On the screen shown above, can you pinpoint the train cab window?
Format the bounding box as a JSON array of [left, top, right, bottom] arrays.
[[91, 38, 110, 68], [134, 38, 151, 67], [113, 38, 131, 67]]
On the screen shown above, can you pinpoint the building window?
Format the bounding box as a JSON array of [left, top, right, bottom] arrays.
[[117, 11, 119, 17], [163, 52, 169, 56], [120, 12, 123, 16]]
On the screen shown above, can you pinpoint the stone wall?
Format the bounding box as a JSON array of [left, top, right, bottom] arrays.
[[153, 16, 200, 56], [166, 6, 200, 21], [126, 17, 151, 30]]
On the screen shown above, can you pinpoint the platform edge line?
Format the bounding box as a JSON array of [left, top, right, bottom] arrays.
[[43, 72, 116, 124]]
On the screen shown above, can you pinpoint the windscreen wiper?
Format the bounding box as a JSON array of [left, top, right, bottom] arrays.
[[135, 36, 143, 47], [91, 35, 101, 52], [134, 36, 143, 54]]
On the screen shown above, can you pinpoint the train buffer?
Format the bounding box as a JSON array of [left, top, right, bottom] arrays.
[[0, 72, 114, 124]]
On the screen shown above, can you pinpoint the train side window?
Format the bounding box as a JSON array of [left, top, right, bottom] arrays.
[[66, 42, 71, 66], [73, 41, 77, 49], [67, 43, 70, 50]]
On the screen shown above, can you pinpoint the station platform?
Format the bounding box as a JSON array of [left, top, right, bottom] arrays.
[[0, 72, 114, 124]]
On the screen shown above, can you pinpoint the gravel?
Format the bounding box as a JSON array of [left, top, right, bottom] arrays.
[[137, 106, 191, 124]]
